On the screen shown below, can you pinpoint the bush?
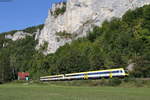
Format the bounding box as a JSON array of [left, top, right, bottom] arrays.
[[108, 78, 122, 86], [0, 81, 3, 84], [56, 31, 73, 39], [53, 3, 66, 17]]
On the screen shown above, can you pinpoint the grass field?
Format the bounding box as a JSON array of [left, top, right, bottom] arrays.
[[0, 84, 150, 100]]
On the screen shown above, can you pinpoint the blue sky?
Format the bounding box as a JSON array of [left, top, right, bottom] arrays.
[[0, 0, 65, 33]]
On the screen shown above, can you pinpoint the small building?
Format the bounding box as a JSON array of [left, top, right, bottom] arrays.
[[18, 72, 29, 80]]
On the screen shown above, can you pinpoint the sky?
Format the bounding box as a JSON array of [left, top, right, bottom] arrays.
[[0, 0, 65, 33]]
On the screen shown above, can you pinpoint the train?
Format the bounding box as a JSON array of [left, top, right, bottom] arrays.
[[40, 68, 129, 81]]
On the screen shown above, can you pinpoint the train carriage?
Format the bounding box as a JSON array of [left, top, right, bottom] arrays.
[[40, 68, 128, 81], [40, 74, 64, 81]]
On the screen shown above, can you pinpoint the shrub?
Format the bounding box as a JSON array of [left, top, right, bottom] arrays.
[[108, 78, 122, 86], [40, 42, 48, 51], [53, 3, 66, 17], [56, 31, 76, 39]]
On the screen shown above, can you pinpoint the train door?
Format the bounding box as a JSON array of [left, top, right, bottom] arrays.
[[109, 71, 113, 78], [84, 72, 88, 79]]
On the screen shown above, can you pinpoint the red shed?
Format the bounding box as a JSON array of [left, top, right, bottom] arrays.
[[18, 72, 29, 80]]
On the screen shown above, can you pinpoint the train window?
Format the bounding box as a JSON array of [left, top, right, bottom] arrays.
[[120, 70, 123, 73], [112, 71, 119, 73], [125, 70, 128, 73]]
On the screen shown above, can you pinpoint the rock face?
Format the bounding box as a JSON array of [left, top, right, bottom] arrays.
[[127, 63, 135, 72], [37, 0, 150, 54], [35, 29, 41, 40], [5, 31, 32, 41]]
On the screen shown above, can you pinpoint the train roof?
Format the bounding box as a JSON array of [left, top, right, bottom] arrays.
[[65, 68, 124, 76], [40, 68, 125, 78], [40, 74, 63, 78]]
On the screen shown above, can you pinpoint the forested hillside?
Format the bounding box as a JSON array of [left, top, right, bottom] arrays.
[[0, 5, 150, 82]]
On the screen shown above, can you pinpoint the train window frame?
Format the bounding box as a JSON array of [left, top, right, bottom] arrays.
[[125, 70, 128, 74]]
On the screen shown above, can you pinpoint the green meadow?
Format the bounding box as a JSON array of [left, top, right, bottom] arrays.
[[0, 84, 150, 100]]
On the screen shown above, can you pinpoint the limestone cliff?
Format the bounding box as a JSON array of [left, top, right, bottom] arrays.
[[5, 31, 32, 41], [37, 0, 150, 54]]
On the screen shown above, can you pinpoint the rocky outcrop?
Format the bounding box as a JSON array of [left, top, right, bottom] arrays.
[[35, 29, 41, 40], [5, 31, 32, 41], [37, 0, 150, 54], [127, 63, 135, 72]]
